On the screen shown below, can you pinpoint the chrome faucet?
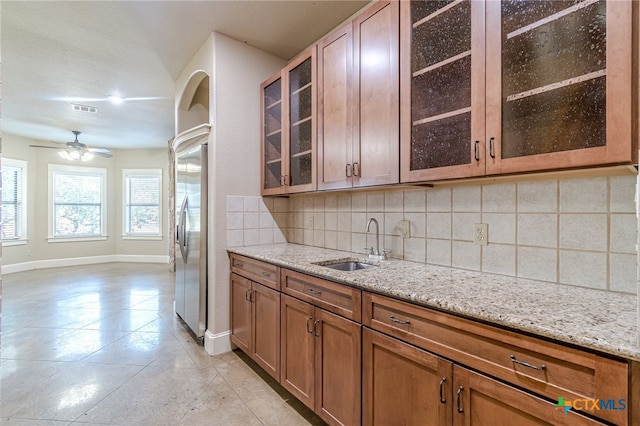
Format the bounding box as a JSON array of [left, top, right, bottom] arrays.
[[365, 217, 390, 260]]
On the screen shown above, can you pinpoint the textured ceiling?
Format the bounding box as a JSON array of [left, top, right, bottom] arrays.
[[1, 1, 368, 150]]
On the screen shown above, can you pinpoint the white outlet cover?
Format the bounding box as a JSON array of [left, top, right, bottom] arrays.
[[399, 220, 410, 239], [473, 223, 488, 246]]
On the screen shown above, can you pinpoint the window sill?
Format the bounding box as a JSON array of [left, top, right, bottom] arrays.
[[121, 235, 163, 241], [47, 236, 108, 243], [2, 239, 28, 247]]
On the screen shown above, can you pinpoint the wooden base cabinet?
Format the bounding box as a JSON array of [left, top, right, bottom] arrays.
[[281, 294, 361, 426], [230, 273, 280, 381], [363, 328, 453, 426]]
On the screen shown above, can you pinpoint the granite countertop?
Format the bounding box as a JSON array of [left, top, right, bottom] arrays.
[[227, 243, 640, 362]]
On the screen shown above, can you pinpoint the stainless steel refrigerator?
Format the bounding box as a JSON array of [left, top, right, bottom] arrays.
[[175, 136, 207, 339]]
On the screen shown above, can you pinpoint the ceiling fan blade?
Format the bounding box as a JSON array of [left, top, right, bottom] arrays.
[[93, 151, 113, 158], [29, 145, 62, 149], [87, 148, 111, 153]]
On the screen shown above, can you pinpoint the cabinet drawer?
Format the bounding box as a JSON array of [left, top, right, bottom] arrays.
[[281, 269, 361, 321], [363, 292, 628, 425], [230, 254, 279, 290]]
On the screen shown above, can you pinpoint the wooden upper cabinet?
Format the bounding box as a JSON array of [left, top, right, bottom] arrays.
[[402, 0, 636, 183], [318, 0, 399, 190], [261, 47, 317, 195], [485, 0, 634, 175], [400, 0, 486, 182]]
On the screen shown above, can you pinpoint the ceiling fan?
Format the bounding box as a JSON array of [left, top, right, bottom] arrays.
[[30, 131, 112, 161]]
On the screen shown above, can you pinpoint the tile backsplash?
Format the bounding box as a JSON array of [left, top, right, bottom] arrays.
[[227, 175, 638, 295]]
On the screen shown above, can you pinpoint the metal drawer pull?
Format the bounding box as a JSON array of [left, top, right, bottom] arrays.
[[260, 271, 270, 276], [313, 320, 321, 337], [308, 288, 322, 295], [489, 137, 495, 158], [389, 315, 410, 325], [474, 140, 479, 161], [439, 377, 446, 403], [306, 317, 313, 334], [456, 386, 464, 413], [510, 355, 546, 370], [235, 263, 244, 268], [346, 163, 352, 178]]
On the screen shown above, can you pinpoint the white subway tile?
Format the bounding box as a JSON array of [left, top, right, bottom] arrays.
[[227, 196, 244, 212], [352, 233, 367, 254], [303, 196, 314, 212], [517, 214, 557, 248], [226, 230, 244, 247], [259, 228, 274, 244], [403, 212, 426, 238], [325, 231, 338, 249], [559, 214, 607, 251], [313, 195, 325, 212], [384, 235, 404, 259], [314, 230, 325, 247], [427, 238, 451, 266], [352, 193, 367, 212], [274, 228, 287, 244], [427, 187, 451, 212], [517, 180, 557, 213], [313, 211, 325, 230], [367, 192, 385, 212], [610, 214, 637, 254], [610, 175, 636, 213], [259, 212, 274, 229], [226, 212, 244, 230], [483, 183, 516, 213], [260, 197, 274, 212], [404, 189, 426, 212], [337, 212, 351, 232], [304, 229, 314, 245], [337, 194, 352, 211], [560, 177, 607, 213], [559, 250, 607, 289], [243, 196, 260, 212], [427, 212, 451, 239], [273, 197, 289, 213], [452, 213, 481, 241], [452, 241, 481, 271], [453, 186, 481, 212], [351, 212, 368, 233], [243, 229, 260, 246], [482, 244, 516, 276], [483, 213, 515, 245], [384, 212, 403, 236], [325, 212, 338, 231], [384, 190, 404, 212], [610, 253, 637, 293], [244, 212, 259, 229], [337, 232, 352, 252], [404, 237, 427, 263], [325, 195, 338, 212], [517, 246, 557, 282]]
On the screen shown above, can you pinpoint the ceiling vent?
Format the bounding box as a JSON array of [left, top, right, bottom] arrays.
[[71, 103, 98, 113]]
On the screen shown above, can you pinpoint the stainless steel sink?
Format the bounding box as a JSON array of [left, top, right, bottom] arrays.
[[313, 259, 378, 271]]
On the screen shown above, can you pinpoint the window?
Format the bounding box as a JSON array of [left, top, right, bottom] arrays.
[[123, 169, 162, 238], [49, 164, 107, 240], [1, 158, 27, 242]]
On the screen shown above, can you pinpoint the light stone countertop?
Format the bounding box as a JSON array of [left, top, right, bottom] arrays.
[[227, 243, 640, 362]]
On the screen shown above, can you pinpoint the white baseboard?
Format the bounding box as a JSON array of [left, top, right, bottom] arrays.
[[2, 255, 169, 275], [204, 329, 231, 356]]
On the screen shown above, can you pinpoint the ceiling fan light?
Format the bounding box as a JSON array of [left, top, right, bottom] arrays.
[[58, 151, 73, 161], [81, 152, 94, 161], [69, 150, 81, 160]]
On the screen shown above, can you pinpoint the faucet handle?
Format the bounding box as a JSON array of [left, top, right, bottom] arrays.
[[364, 246, 374, 255], [382, 248, 392, 259]]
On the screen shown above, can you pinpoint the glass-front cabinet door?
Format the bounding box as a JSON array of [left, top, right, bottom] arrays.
[[261, 73, 285, 196], [286, 49, 316, 192], [486, 0, 633, 174], [401, 0, 486, 182]]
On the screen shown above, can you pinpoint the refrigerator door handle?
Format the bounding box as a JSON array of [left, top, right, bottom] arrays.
[[178, 196, 189, 263]]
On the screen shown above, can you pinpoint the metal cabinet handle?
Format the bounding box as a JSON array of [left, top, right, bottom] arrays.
[[308, 288, 322, 296], [306, 317, 313, 334], [474, 141, 480, 161], [389, 315, 410, 325], [510, 355, 546, 370], [489, 137, 495, 159], [439, 377, 446, 403], [353, 162, 360, 177], [313, 320, 321, 337], [260, 271, 270, 277], [345, 163, 353, 178], [245, 289, 254, 302], [235, 262, 244, 268], [284, 175, 289, 186], [456, 386, 464, 413], [280, 175, 285, 186]]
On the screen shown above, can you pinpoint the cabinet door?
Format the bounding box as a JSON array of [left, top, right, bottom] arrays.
[[400, 0, 486, 182], [453, 366, 606, 426], [261, 71, 286, 196], [251, 282, 280, 382], [280, 294, 315, 409], [314, 309, 361, 426], [318, 24, 354, 191], [363, 328, 452, 426], [285, 47, 317, 193], [230, 273, 251, 354], [485, 0, 633, 174], [354, 0, 400, 188]]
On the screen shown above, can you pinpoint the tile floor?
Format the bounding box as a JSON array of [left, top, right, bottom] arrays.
[[0, 263, 323, 425]]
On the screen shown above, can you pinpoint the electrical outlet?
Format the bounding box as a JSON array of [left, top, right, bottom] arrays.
[[399, 220, 410, 239], [473, 223, 488, 246], [305, 216, 314, 229]]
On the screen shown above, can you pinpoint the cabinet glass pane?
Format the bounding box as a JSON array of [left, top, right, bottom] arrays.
[[290, 119, 312, 156], [290, 86, 312, 124], [502, 1, 606, 95], [411, 0, 471, 72], [265, 133, 282, 163], [411, 0, 456, 24], [501, 0, 607, 158], [290, 153, 312, 187], [289, 58, 312, 93], [412, 55, 471, 121], [411, 112, 471, 170], [264, 79, 282, 107], [264, 161, 282, 189], [503, 77, 605, 158]]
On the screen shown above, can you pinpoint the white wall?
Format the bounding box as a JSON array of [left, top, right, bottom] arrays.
[[175, 32, 285, 354], [1, 133, 169, 271]]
